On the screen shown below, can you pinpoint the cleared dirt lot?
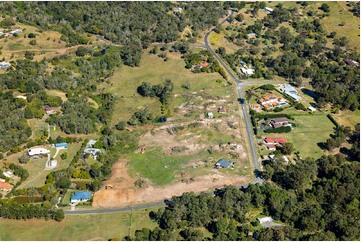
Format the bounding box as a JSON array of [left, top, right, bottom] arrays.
[[92, 158, 251, 208]]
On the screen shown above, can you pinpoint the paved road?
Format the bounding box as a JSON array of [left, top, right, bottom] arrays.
[[204, 10, 262, 182], [65, 11, 264, 216]]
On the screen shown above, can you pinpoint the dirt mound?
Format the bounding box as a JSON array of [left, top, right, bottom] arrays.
[[93, 159, 251, 208]]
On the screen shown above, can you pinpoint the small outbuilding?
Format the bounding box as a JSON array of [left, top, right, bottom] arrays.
[[307, 106, 316, 112], [86, 139, 97, 148], [55, 142, 68, 149]]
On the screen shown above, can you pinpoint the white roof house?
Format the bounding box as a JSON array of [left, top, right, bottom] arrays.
[[0, 61, 11, 69], [86, 139, 97, 148], [265, 7, 274, 13], [83, 148, 101, 157], [3, 171, 13, 178], [279, 84, 302, 101], [15, 95, 27, 100], [247, 33, 257, 38], [28, 147, 50, 156], [258, 217, 273, 224], [9, 29, 22, 35], [241, 67, 255, 75]]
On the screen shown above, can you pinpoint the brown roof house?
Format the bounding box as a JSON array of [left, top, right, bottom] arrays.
[[269, 117, 288, 129]]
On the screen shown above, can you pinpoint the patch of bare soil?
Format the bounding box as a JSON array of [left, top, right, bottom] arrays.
[[93, 159, 251, 208]]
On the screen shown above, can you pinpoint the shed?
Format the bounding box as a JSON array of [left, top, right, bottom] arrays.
[[0, 61, 11, 69], [55, 142, 68, 149], [247, 33, 257, 38], [307, 106, 316, 112], [258, 217, 273, 224], [215, 158, 233, 168], [265, 7, 274, 13], [207, 112, 214, 119], [70, 191, 91, 203]]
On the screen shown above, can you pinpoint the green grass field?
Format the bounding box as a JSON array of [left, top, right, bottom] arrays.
[[99, 51, 227, 126], [263, 114, 335, 158], [0, 208, 158, 241], [128, 147, 190, 186]]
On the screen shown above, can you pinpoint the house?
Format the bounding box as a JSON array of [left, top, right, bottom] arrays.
[[86, 139, 97, 148], [264, 137, 286, 145], [83, 148, 101, 158], [0, 61, 11, 69], [278, 84, 302, 101], [307, 106, 316, 112], [265, 7, 274, 13], [0, 182, 13, 192], [44, 107, 57, 115], [269, 117, 288, 129], [207, 112, 214, 119], [199, 63, 209, 68], [70, 191, 91, 203], [173, 7, 183, 14], [9, 29, 22, 35], [257, 95, 288, 109], [247, 33, 257, 38], [266, 145, 276, 151], [215, 158, 233, 168], [218, 106, 227, 113], [3, 171, 13, 178], [15, 95, 27, 100], [28, 147, 50, 156], [258, 217, 273, 224], [241, 67, 255, 75], [240, 61, 247, 67], [344, 58, 359, 67], [55, 142, 68, 149]]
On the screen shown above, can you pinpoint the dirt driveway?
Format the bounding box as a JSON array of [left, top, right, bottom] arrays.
[[92, 158, 251, 208]]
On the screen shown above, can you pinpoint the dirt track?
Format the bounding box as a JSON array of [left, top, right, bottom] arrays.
[[92, 158, 251, 208]]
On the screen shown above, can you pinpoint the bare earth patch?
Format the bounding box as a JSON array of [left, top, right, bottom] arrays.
[[93, 158, 251, 208]]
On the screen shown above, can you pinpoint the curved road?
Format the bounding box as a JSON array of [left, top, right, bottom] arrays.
[[65, 10, 262, 216]]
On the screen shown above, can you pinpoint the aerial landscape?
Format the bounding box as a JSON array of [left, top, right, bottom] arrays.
[[0, 1, 359, 241]]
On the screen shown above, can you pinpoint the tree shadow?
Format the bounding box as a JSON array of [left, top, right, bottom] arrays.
[[317, 142, 328, 150], [301, 88, 318, 102]]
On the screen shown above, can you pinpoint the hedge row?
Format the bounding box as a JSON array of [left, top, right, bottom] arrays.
[[264, 126, 292, 133]]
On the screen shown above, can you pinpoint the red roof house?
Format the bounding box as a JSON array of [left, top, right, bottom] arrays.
[[264, 137, 286, 145], [0, 182, 13, 192]]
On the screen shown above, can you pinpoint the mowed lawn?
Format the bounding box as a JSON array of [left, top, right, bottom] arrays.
[[128, 147, 189, 186], [100, 51, 225, 126], [0, 209, 158, 241], [265, 114, 335, 158]]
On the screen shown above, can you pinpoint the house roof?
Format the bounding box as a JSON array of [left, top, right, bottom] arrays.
[[28, 147, 50, 156], [265, 137, 286, 144], [44, 107, 57, 111], [344, 58, 359, 67], [216, 158, 233, 168], [199, 63, 209, 67], [71, 191, 91, 200], [86, 140, 97, 147], [267, 145, 276, 149], [270, 117, 288, 123], [308, 106, 316, 111], [55, 142, 68, 148], [0, 182, 13, 190]]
